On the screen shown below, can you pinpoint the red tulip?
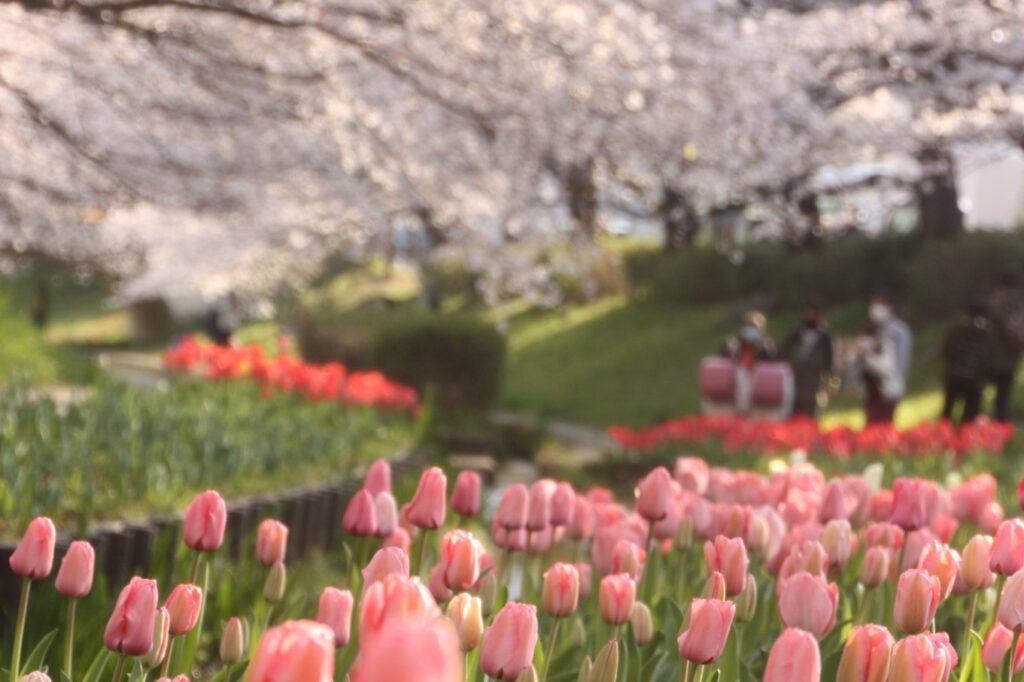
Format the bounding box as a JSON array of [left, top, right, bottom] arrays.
[[542, 563, 580, 618], [256, 520, 289, 567], [55, 540, 95, 598], [837, 624, 894, 682], [999, 568, 1024, 632], [991, 519, 1024, 576], [598, 573, 636, 625], [439, 531, 481, 591], [960, 534, 994, 590], [526, 479, 555, 532], [635, 467, 672, 522], [343, 489, 378, 537], [405, 467, 447, 530], [351, 617, 463, 682], [10, 517, 56, 579], [451, 471, 482, 517], [479, 603, 538, 680], [364, 459, 392, 496], [496, 484, 529, 530], [183, 490, 227, 552], [676, 598, 735, 664], [165, 583, 203, 636], [550, 483, 576, 527], [362, 547, 410, 596], [888, 633, 956, 682], [893, 570, 941, 634], [247, 620, 334, 682], [104, 577, 159, 656], [763, 628, 821, 682], [779, 571, 838, 639], [704, 535, 749, 596], [317, 587, 353, 647]]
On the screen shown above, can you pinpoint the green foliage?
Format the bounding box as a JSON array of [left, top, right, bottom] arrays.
[[371, 314, 507, 409]]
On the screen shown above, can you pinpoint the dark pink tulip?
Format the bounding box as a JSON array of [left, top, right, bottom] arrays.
[[763, 628, 821, 682], [479, 603, 538, 680], [316, 587, 353, 647], [55, 540, 94, 598], [495, 484, 529, 530], [10, 517, 56, 579], [451, 471, 482, 517], [677, 598, 735, 664], [889, 478, 939, 531], [104, 577, 159, 656], [165, 583, 203, 636], [405, 467, 447, 530], [343, 489, 378, 537], [256, 519, 289, 567], [247, 620, 334, 682], [183, 490, 227, 552], [364, 459, 392, 496]]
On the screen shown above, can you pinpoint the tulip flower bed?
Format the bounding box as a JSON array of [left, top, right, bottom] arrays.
[[11, 448, 1024, 682], [608, 414, 1016, 458], [162, 337, 418, 412], [0, 377, 412, 536]]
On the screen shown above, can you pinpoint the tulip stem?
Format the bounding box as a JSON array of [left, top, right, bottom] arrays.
[[413, 529, 430, 578], [541, 618, 561, 682], [1007, 631, 1021, 682], [682, 660, 691, 682], [695, 664, 705, 682], [161, 637, 176, 678], [962, 590, 979, 660], [10, 577, 30, 682], [855, 587, 873, 625], [64, 597, 77, 677], [734, 625, 744, 681], [110, 654, 127, 682]]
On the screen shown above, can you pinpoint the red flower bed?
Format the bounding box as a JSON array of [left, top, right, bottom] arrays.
[[608, 414, 1015, 457], [163, 336, 418, 411]]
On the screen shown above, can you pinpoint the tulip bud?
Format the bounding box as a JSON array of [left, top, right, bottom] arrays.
[[836, 623, 893, 682], [220, 617, 245, 664], [19, 673, 51, 682], [576, 657, 592, 682], [362, 547, 410, 596], [183, 490, 227, 552], [256, 519, 289, 566], [916, 542, 960, 600], [317, 588, 354, 648], [264, 560, 287, 603], [383, 528, 412, 554], [440, 530, 482, 591], [543, 563, 580, 618], [860, 547, 890, 589], [447, 593, 484, 651], [55, 540, 95, 599], [140, 607, 171, 668], [590, 639, 619, 682], [247, 620, 334, 682], [735, 574, 757, 624], [675, 517, 694, 551], [702, 571, 727, 601], [599, 574, 636, 626], [635, 467, 672, 522], [763, 628, 821, 682], [497, 484, 530, 530], [631, 602, 654, 645], [822, 519, 854, 570], [550, 482, 576, 527], [888, 633, 957, 682], [480, 603, 539, 680], [10, 517, 56, 579], [451, 471, 483, 518], [961, 534, 995, 591], [343, 490, 378, 537], [405, 467, 448, 530], [991, 519, 1024, 576], [745, 514, 770, 555], [677, 599, 735, 664], [610, 540, 644, 582], [164, 583, 203, 636], [477, 570, 498, 618], [893, 569, 940, 634], [374, 493, 399, 538], [514, 666, 538, 682], [779, 572, 839, 640], [104, 577, 159, 656], [704, 535, 749, 596], [363, 459, 392, 496]]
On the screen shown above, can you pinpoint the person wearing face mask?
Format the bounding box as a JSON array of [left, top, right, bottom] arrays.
[[780, 302, 834, 418], [863, 295, 912, 423], [720, 311, 776, 414]]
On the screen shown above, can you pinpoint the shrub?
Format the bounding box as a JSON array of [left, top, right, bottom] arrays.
[[625, 248, 741, 304], [371, 314, 507, 409]]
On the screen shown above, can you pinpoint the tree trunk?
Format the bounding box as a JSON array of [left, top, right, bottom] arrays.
[[566, 159, 598, 240], [915, 147, 963, 239], [659, 187, 701, 250]]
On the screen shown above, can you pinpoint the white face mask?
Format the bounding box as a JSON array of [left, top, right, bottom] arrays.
[[869, 304, 891, 325]]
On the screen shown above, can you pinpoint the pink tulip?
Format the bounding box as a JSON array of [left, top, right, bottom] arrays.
[[528, 526, 554, 555], [674, 456, 709, 494], [550, 483, 576, 527], [55, 540, 94, 598], [900, 529, 938, 574], [889, 478, 936, 531], [359, 575, 439, 647], [869, 490, 895, 522], [837, 624, 894, 682], [893, 569, 941, 634], [317, 587, 353, 647], [916, 542, 960, 600], [384, 528, 413, 554], [980, 502, 1005, 534], [999, 568, 1024, 632], [610, 539, 645, 581], [820, 481, 852, 523], [635, 467, 672, 522], [496, 484, 529, 530], [862, 522, 905, 551], [351, 617, 463, 682], [362, 547, 410, 596], [165, 583, 203, 636], [343, 489, 378, 537], [861, 547, 891, 589], [676, 598, 735, 664], [247, 620, 334, 682], [451, 471, 482, 517], [104, 577, 159, 656], [763, 628, 821, 682], [428, 563, 453, 603], [526, 479, 555, 532], [256, 520, 289, 567], [779, 571, 839, 639], [888, 633, 956, 682], [373, 492, 399, 538], [479, 603, 538, 680], [364, 459, 392, 496], [183, 490, 226, 552], [567, 495, 595, 541], [960, 534, 995, 590], [598, 573, 636, 625], [542, 563, 580, 618], [704, 535, 749, 596], [10, 517, 56, 579], [575, 562, 593, 598], [991, 519, 1024, 576], [982, 623, 1024, 674], [928, 514, 958, 545], [440, 531, 481, 591], [405, 467, 447, 530], [821, 520, 854, 570]]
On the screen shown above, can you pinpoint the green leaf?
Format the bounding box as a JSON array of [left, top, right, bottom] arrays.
[[81, 649, 111, 682], [19, 628, 58, 677]]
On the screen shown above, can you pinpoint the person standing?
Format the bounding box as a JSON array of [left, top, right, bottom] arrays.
[[720, 311, 775, 414], [861, 296, 913, 423], [780, 303, 834, 418], [987, 272, 1024, 422], [940, 300, 996, 424]]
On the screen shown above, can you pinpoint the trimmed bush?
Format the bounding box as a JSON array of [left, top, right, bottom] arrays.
[[625, 248, 741, 304], [371, 314, 507, 409]]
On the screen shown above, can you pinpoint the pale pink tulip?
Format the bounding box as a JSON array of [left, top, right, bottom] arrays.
[[405, 468, 447, 530], [351, 617, 462, 682], [362, 547, 410, 596], [256, 520, 288, 567], [55, 540, 94, 598], [247, 620, 334, 682], [778, 571, 839, 639], [316, 587, 353, 647], [479, 603, 538, 680], [9, 517, 56, 579], [888, 633, 956, 682], [960, 534, 995, 590], [676, 598, 735, 664], [991, 519, 1024, 576], [893, 570, 941, 635], [183, 490, 227, 552], [837, 624, 894, 682]]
